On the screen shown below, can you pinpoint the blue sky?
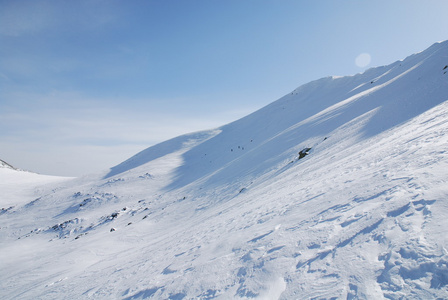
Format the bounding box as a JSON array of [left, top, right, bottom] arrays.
[[1, 0, 448, 176]]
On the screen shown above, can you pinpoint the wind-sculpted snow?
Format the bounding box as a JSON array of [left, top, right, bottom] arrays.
[[105, 129, 221, 179], [1, 41, 448, 299]]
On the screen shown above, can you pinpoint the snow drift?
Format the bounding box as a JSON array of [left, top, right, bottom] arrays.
[[1, 41, 448, 299]]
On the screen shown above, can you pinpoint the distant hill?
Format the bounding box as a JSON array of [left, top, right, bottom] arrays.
[[0, 159, 16, 170]]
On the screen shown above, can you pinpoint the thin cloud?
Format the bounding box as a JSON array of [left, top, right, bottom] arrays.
[[0, 1, 53, 36], [0, 90, 248, 176], [0, 0, 119, 37]]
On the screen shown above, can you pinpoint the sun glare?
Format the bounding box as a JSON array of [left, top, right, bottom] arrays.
[[355, 53, 371, 68]]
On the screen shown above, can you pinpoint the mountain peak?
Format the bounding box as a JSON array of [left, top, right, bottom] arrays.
[[106, 39, 448, 188]]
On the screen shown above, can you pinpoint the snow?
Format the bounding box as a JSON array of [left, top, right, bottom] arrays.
[[0, 168, 72, 208], [1, 40, 448, 299]]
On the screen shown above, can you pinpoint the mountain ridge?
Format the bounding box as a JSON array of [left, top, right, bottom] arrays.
[[106, 40, 448, 190]]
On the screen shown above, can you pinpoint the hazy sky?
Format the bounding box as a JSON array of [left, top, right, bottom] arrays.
[[1, 0, 448, 176]]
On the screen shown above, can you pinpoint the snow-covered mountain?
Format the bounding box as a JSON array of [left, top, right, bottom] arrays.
[[1, 41, 448, 299]]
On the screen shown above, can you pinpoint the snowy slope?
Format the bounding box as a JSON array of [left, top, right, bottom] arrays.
[[1, 41, 448, 300], [0, 162, 73, 209]]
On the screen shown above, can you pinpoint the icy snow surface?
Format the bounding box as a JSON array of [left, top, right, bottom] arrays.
[[1, 41, 448, 299]]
